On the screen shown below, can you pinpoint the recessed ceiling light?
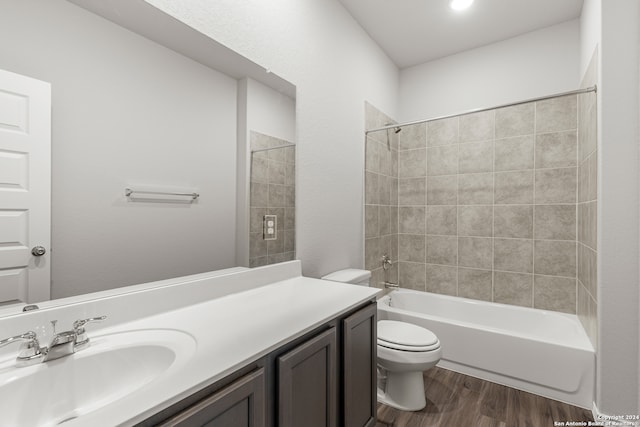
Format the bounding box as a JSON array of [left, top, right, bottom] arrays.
[[450, 0, 474, 11]]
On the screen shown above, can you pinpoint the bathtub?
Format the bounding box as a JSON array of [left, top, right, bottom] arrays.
[[377, 289, 595, 409]]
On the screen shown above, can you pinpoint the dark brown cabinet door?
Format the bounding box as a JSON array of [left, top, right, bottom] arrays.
[[343, 302, 377, 427], [159, 368, 266, 427], [278, 327, 337, 427]]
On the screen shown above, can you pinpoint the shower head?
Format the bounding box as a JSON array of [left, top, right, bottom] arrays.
[[384, 123, 402, 134]]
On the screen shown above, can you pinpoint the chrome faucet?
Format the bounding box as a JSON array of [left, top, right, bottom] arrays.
[[0, 331, 46, 367], [0, 315, 107, 367]]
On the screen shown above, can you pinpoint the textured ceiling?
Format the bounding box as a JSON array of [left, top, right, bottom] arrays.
[[338, 0, 584, 68]]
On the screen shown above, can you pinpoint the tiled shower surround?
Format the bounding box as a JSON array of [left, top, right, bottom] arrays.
[[577, 50, 598, 347], [365, 93, 597, 318], [249, 131, 295, 267]]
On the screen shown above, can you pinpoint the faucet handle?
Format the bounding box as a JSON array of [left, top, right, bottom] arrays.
[[72, 316, 107, 331], [0, 331, 46, 367], [73, 316, 107, 351]]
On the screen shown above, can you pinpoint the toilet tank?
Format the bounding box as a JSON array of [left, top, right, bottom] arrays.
[[321, 269, 371, 286]]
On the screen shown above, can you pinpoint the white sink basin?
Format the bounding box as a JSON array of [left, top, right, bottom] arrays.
[[0, 329, 196, 426]]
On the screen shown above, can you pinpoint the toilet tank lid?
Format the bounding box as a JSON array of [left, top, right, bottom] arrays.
[[321, 269, 371, 284]]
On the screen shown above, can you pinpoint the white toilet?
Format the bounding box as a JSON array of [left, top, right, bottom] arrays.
[[321, 269, 442, 411]]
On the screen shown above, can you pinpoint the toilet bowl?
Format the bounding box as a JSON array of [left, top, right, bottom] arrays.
[[321, 269, 442, 411], [377, 320, 442, 411]]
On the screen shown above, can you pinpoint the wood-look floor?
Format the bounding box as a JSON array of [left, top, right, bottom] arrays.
[[376, 367, 593, 427]]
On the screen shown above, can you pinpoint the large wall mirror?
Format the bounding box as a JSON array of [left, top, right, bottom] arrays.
[[0, 0, 296, 312]]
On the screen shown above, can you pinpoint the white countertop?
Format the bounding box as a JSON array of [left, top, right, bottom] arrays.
[[63, 275, 380, 426]]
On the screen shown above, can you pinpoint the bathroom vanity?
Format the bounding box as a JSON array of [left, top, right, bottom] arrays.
[[143, 300, 377, 427], [0, 261, 380, 427]]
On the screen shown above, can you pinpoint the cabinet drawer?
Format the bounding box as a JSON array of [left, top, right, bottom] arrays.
[[159, 367, 266, 427]]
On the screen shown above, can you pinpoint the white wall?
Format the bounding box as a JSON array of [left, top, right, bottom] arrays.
[[236, 79, 296, 266], [591, 0, 640, 416], [398, 19, 580, 122], [147, 0, 400, 278], [0, 0, 239, 298], [246, 79, 296, 143]]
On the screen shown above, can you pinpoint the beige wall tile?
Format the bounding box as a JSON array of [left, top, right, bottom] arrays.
[[458, 173, 493, 205], [534, 205, 576, 240], [494, 135, 534, 172], [534, 240, 576, 278], [399, 123, 427, 150], [494, 272, 533, 307], [578, 159, 589, 203], [458, 268, 492, 301], [284, 185, 295, 208], [250, 208, 266, 233], [379, 145, 392, 176], [365, 205, 379, 238], [399, 149, 427, 177], [399, 206, 426, 234], [459, 141, 494, 173], [458, 237, 493, 269], [426, 205, 457, 235], [399, 262, 427, 291], [535, 131, 577, 169], [578, 91, 597, 162], [495, 103, 535, 139], [427, 116, 459, 146], [365, 237, 381, 271], [268, 160, 286, 185], [534, 275, 577, 314], [399, 234, 426, 263], [459, 110, 495, 143], [269, 184, 286, 207], [458, 205, 493, 237], [494, 238, 533, 273], [285, 162, 295, 186], [250, 182, 269, 207], [250, 232, 267, 258], [283, 230, 295, 252], [267, 235, 284, 254], [427, 175, 458, 205], [578, 243, 597, 300], [426, 264, 457, 296], [588, 153, 597, 201], [378, 175, 391, 205], [284, 207, 295, 230], [494, 205, 533, 238], [584, 201, 597, 249], [379, 205, 391, 236], [398, 178, 426, 205], [495, 170, 534, 204], [426, 235, 457, 265], [536, 95, 577, 133], [390, 177, 398, 206], [534, 167, 577, 204], [428, 145, 458, 176], [249, 256, 268, 268], [251, 157, 269, 183], [365, 172, 379, 205], [390, 207, 398, 235], [576, 282, 597, 348]]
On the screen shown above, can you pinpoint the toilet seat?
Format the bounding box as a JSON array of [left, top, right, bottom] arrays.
[[378, 320, 440, 352]]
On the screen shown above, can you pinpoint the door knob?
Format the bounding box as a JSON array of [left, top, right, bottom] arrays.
[[31, 246, 46, 257]]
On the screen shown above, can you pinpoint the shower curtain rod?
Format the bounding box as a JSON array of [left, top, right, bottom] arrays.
[[365, 85, 597, 134]]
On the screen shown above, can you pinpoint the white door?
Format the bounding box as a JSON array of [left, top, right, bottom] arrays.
[[0, 69, 51, 305]]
